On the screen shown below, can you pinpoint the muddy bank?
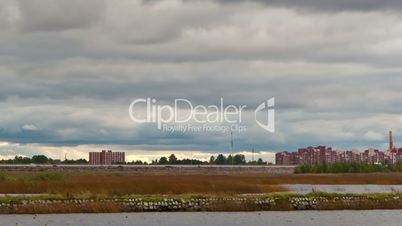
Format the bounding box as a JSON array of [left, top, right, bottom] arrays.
[[285, 184, 402, 194], [1, 193, 402, 214], [0, 165, 295, 174]]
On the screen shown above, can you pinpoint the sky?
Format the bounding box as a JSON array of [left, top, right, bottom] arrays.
[[1, 0, 402, 162]]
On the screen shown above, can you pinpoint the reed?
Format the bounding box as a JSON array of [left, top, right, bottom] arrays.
[[0, 172, 286, 195], [2, 172, 402, 195]]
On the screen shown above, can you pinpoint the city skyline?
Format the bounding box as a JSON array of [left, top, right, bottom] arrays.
[[2, 0, 402, 161], [1, 129, 401, 163], [2, 129, 400, 164]]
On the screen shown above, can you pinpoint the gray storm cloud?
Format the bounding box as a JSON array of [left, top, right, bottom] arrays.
[[189, 0, 402, 11], [0, 0, 401, 158]]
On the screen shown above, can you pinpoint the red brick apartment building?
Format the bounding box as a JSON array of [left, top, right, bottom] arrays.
[[275, 146, 401, 165], [276, 130, 402, 165], [89, 150, 125, 165]]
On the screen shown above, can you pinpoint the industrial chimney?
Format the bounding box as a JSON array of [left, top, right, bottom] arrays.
[[389, 130, 393, 152]]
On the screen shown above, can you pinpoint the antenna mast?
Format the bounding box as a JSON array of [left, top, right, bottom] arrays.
[[230, 131, 234, 165]]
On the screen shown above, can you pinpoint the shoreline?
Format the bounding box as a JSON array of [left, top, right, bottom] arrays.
[[2, 211, 402, 226], [0, 165, 295, 174], [2, 193, 402, 214]]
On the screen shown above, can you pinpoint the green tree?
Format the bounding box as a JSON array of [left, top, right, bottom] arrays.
[[168, 154, 178, 164], [215, 154, 226, 165], [233, 154, 246, 165], [62, 158, 88, 164], [227, 155, 233, 165], [12, 156, 31, 164], [257, 158, 265, 165], [32, 155, 48, 164], [209, 156, 215, 164], [158, 156, 168, 164]]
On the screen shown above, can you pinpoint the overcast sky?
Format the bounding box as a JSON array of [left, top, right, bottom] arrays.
[[1, 0, 402, 162]]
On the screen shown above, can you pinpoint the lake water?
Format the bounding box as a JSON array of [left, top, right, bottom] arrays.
[[2, 210, 402, 226], [285, 184, 402, 194]]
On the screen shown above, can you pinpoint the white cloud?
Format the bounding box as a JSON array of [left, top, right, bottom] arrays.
[[0, 142, 277, 163], [0, 142, 9, 146], [21, 124, 39, 131], [1, 0, 402, 156], [363, 130, 385, 141]]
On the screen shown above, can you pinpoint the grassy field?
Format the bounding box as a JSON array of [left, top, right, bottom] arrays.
[[263, 173, 402, 185], [0, 172, 286, 195], [2, 171, 402, 213], [2, 172, 402, 195]]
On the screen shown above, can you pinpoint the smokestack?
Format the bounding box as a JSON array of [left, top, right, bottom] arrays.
[[389, 130, 393, 152]]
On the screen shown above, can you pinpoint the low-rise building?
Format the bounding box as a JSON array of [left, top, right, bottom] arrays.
[[89, 150, 125, 165]]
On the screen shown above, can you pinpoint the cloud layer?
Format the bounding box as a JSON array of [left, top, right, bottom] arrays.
[[1, 0, 402, 160]]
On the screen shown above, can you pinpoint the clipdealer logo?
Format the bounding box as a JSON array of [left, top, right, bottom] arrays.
[[129, 98, 275, 133], [254, 97, 275, 133]]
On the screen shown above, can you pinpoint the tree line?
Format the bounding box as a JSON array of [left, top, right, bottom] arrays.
[[0, 155, 88, 165], [295, 162, 402, 173], [0, 154, 268, 165], [131, 154, 267, 165]]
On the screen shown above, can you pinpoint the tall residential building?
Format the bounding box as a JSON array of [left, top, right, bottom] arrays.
[[276, 146, 388, 165], [275, 151, 299, 165], [276, 131, 402, 165], [89, 150, 125, 165]]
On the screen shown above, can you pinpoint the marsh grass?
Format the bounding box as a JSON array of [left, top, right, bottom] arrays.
[[2, 172, 402, 195], [295, 163, 402, 173], [260, 173, 402, 185], [0, 172, 286, 195], [31, 173, 64, 181]]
